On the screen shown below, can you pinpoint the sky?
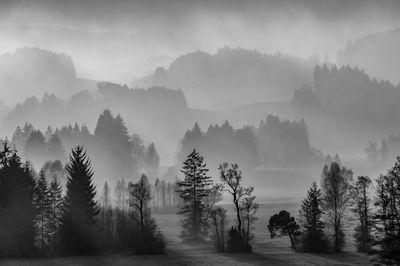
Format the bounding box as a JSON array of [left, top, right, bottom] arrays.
[[0, 0, 400, 82]]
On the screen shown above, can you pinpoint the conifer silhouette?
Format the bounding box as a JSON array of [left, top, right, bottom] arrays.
[[59, 146, 99, 255]]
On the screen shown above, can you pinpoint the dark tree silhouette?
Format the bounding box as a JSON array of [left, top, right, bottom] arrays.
[[299, 182, 327, 252], [177, 149, 213, 242], [59, 146, 99, 255], [375, 158, 400, 260], [218, 163, 257, 252], [349, 176, 373, 253], [268, 210, 300, 251], [210, 207, 228, 252], [321, 162, 352, 252], [129, 174, 165, 254], [0, 143, 36, 257]]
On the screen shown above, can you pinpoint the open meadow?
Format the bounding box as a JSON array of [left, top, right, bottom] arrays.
[[0, 203, 375, 266]]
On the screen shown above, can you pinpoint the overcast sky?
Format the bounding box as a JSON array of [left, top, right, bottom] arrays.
[[1, 0, 400, 82]]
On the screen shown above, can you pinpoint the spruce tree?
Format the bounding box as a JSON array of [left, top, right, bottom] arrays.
[[34, 169, 51, 252], [299, 182, 327, 252], [0, 143, 36, 257], [177, 149, 213, 242], [59, 146, 99, 255]]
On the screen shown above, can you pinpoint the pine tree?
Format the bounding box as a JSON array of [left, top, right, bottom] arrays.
[[177, 149, 213, 242], [299, 182, 327, 252], [59, 146, 99, 255], [0, 143, 36, 257], [48, 175, 63, 250], [34, 169, 51, 252]]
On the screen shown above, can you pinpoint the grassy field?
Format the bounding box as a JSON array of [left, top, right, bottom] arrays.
[[0, 203, 376, 265]]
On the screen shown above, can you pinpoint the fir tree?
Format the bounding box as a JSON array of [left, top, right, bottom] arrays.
[[59, 146, 99, 255], [177, 149, 213, 242], [299, 182, 327, 252], [0, 143, 36, 257]]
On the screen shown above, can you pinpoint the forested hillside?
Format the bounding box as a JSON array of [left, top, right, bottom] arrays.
[[134, 48, 318, 107]]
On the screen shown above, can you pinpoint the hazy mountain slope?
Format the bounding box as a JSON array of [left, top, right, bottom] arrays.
[[338, 29, 400, 85], [133, 48, 318, 108], [0, 47, 82, 104]]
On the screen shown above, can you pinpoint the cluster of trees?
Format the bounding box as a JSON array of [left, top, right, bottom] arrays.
[[9, 109, 160, 185], [176, 149, 259, 253], [107, 177, 180, 213], [152, 178, 179, 211], [268, 158, 400, 262], [0, 143, 165, 257], [180, 116, 322, 170]]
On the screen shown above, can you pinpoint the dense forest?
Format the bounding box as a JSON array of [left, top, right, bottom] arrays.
[[6, 110, 161, 188], [179, 116, 322, 171]]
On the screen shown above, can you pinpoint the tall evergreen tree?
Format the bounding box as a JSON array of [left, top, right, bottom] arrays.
[[0, 143, 36, 257], [59, 146, 99, 255], [177, 149, 213, 242], [299, 182, 327, 252]]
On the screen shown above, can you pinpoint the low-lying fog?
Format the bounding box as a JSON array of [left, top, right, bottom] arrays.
[[1, 0, 400, 200]]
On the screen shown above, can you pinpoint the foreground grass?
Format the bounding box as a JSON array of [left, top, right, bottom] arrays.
[[0, 208, 375, 266]]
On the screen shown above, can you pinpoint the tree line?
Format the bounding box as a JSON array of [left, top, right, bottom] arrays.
[[9, 109, 160, 185], [0, 143, 164, 257], [267, 159, 400, 263], [180, 116, 322, 170]]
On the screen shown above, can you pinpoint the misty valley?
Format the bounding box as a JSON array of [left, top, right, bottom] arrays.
[[1, 1, 400, 265]]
